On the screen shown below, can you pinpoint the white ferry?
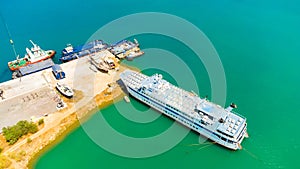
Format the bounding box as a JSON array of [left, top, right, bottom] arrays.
[[120, 70, 248, 150]]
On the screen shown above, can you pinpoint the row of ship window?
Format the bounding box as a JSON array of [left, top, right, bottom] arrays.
[[144, 98, 235, 144], [136, 89, 202, 133], [237, 124, 246, 142], [138, 91, 195, 129], [140, 88, 182, 114], [134, 87, 236, 144], [164, 106, 236, 145], [164, 109, 200, 130]]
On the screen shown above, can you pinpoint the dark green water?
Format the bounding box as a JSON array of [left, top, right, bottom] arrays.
[[1, 0, 300, 168]]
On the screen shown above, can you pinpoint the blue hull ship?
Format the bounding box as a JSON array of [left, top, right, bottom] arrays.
[[60, 40, 108, 62]]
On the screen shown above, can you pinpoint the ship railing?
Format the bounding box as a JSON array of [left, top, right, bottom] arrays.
[[230, 110, 246, 120]]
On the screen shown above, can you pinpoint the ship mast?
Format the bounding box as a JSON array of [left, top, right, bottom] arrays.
[[29, 39, 36, 47], [0, 12, 19, 59]]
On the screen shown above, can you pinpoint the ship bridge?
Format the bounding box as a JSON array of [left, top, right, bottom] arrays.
[[140, 74, 170, 93], [216, 113, 246, 138]]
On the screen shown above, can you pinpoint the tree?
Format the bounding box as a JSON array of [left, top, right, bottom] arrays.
[[38, 118, 44, 125], [2, 120, 38, 145]]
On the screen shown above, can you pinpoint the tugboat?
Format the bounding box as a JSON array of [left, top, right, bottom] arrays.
[[8, 40, 56, 71], [55, 82, 74, 98]]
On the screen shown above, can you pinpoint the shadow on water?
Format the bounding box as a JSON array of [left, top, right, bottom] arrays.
[[180, 137, 263, 163], [116, 79, 128, 94], [116, 78, 151, 112], [179, 141, 216, 155]]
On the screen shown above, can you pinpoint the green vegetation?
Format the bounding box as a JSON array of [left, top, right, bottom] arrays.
[[0, 155, 11, 169], [8, 151, 26, 162], [38, 118, 44, 125], [2, 120, 38, 145], [27, 138, 32, 143]]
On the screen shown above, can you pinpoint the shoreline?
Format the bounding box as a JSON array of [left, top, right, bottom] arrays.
[[28, 87, 124, 169], [0, 62, 139, 169]]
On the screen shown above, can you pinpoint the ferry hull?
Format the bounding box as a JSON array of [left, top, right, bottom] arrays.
[[125, 83, 246, 151], [120, 70, 248, 151]]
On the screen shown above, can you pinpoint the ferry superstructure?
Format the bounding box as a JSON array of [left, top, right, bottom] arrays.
[[120, 70, 248, 150]]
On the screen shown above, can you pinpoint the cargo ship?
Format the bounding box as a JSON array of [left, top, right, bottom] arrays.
[[8, 40, 56, 71], [120, 70, 248, 150], [60, 40, 108, 62]]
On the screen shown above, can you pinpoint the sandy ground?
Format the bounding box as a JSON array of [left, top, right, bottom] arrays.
[[0, 86, 58, 131], [0, 50, 120, 131], [0, 86, 124, 169], [0, 50, 131, 169]]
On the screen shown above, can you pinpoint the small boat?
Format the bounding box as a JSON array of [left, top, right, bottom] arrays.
[[126, 51, 145, 61], [89, 56, 109, 73], [8, 40, 56, 71], [124, 95, 130, 103], [56, 82, 74, 98]]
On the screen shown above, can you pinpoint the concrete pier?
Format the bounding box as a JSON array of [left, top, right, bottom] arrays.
[[0, 49, 122, 131]]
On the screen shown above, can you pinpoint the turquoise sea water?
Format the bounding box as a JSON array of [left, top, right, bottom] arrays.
[[1, 0, 300, 168]]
